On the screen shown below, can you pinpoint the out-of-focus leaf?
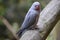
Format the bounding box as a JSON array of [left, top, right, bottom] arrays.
[[0, 6, 6, 16], [0, 19, 3, 25]]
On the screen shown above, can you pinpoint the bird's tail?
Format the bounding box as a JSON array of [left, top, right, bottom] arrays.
[[16, 29, 24, 38]]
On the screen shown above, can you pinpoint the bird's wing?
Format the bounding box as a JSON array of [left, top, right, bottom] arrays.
[[20, 11, 37, 30], [25, 11, 31, 18], [17, 11, 38, 37]]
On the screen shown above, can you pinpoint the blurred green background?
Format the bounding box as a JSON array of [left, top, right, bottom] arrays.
[[1, 0, 60, 40]]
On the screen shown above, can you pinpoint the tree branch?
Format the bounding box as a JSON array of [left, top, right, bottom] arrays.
[[37, 0, 60, 40], [0, 16, 19, 40]]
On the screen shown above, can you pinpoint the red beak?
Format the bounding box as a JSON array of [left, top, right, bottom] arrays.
[[35, 5, 40, 10]]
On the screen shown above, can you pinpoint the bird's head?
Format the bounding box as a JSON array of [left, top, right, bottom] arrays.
[[30, 2, 40, 11]]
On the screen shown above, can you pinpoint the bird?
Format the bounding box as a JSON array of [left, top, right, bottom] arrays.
[[17, 1, 41, 38]]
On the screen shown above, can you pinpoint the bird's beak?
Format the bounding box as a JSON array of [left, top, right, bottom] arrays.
[[35, 5, 40, 10]]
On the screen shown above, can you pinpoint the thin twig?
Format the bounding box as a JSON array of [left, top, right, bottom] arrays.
[[0, 16, 19, 40]]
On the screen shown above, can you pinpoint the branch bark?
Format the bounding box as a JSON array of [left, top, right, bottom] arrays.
[[37, 0, 60, 40], [20, 30, 42, 40]]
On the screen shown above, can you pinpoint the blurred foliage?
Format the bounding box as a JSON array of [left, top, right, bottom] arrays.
[[0, 5, 6, 16], [0, 0, 51, 40]]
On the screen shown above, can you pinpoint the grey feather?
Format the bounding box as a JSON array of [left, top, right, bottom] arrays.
[[17, 2, 40, 38]]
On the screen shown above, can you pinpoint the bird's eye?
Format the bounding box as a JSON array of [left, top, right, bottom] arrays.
[[35, 5, 38, 7]]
